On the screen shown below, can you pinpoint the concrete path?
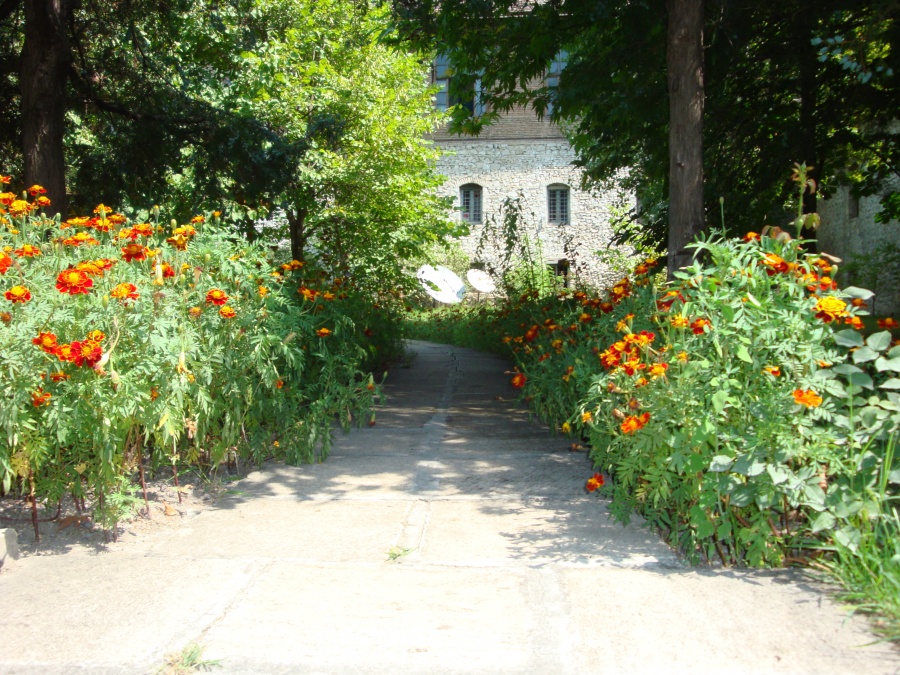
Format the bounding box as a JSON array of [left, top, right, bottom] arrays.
[[1, 340, 897, 674]]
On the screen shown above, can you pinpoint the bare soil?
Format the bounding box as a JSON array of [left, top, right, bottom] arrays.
[[0, 466, 247, 557]]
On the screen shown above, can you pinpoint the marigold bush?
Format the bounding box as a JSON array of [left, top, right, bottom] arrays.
[[406, 232, 899, 570], [0, 181, 404, 531]]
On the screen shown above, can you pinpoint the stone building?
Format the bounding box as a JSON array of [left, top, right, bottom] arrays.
[[817, 178, 900, 316], [428, 58, 627, 289]]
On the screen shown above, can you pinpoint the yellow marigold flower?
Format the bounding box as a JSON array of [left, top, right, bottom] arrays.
[[649, 362, 668, 378], [258, 286, 269, 297], [793, 388, 822, 408], [581, 410, 593, 424], [219, 305, 237, 319], [561, 422, 571, 434], [813, 296, 847, 323], [670, 315, 689, 328], [763, 365, 781, 376], [188, 306, 202, 318], [315, 327, 332, 337], [676, 351, 688, 363]]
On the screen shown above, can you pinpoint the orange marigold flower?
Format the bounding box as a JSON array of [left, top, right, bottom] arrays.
[[844, 315, 864, 330], [851, 298, 868, 309], [54, 343, 76, 362], [0, 175, 9, 184], [793, 388, 823, 408], [0, 251, 10, 275], [49, 371, 69, 382], [315, 327, 332, 337], [763, 365, 781, 376], [121, 243, 148, 262], [621, 411, 651, 434], [877, 318, 900, 330], [676, 351, 688, 363], [511, 373, 527, 388], [150, 387, 159, 401], [258, 285, 269, 297], [71, 340, 102, 367], [93, 203, 112, 215], [173, 225, 197, 237], [32, 332, 58, 353], [649, 362, 668, 378], [8, 199, 33, 217], [166, 234, 189, 250], [743, 231, 761, 242], [188, 306, 202, 319], [26, 184, 46, 196], [690, 318, 711, 334], [55, 269, 93, 295], [86, 330, 105, 343], [219, 305, 237, 319], [35, 196, 51, 208], [275, 379, 284, 389], [14, 244, 41, 257], [582, 410, 593, 424], [190, 215, 205, 224], [585, 472, 605, 492], [111, 282, 139, 303], [762, 253, 790, 275], [299, 286, 317, 301], [31, 388, 51, 407], [5, 285, 31, 303], [657, 290, 684, 311], [599, 302, 614, 314], [63, 231, 99, 247], [205, 288, 228, 305], [0, 311, 10, 324], [670, 315, 689, 328]]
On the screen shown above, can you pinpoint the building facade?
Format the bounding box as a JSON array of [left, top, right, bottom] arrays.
[[429, 63, 628, 289]]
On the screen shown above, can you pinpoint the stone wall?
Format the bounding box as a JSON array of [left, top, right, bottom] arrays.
[[434, 136, 629, 289], [817, 179, 900, 316]]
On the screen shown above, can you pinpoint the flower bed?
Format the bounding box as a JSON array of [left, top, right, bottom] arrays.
[[0, 179, 403, 532]]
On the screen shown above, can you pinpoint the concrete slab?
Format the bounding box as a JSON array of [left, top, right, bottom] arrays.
[[0, 555, 258, 674], [145, 498, 411, 563], [419, 498, 680, 567], [560, 566, 898, 675], [201, 563, 533, 674]]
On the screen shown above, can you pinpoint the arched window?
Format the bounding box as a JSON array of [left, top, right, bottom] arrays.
[[460, 183, 483, 224], [547, 184, 569, 225]]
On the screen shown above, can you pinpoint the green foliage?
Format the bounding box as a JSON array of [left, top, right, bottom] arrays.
[[0, 182, 402, 530], [389, 1, 900, 244]]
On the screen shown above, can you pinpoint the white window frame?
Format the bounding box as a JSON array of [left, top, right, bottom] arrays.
[[460, 183, 483, 224], [547, 184, 570, 225]]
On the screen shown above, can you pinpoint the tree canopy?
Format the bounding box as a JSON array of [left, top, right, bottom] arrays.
[[1, 0, 458, 281], [389, 0, 900, 248]]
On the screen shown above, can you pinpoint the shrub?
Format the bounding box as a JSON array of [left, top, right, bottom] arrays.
[[0, 181, 400, 532]]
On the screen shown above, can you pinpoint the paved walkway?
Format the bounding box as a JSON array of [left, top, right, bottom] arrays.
[[1, 341, 898, 674]]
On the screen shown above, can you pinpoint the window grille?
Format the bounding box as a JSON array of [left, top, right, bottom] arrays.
[[546, 50, 568, 116], [460, 184, 483, 223], [548, 185, 569, 224]]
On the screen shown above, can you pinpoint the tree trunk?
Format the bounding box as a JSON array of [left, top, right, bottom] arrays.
[[21, 0, 71, 217], [286, 207, 307, 262], [796, 1, 819, 216], [666, 0, 705, 277]]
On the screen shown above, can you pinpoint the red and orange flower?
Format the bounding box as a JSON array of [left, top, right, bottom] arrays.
[[110, 282, 139, 303], [205, 289, 228, 305], [55, 269, 93, 295], [219, 305, 237, 319], [32, 332, 58, 353], [4, 285, 31, 303], [620, 412, 651, 434], [793, 388, 823, 408], [121, 243, 148, 262], [585, 472, 605, 492], [511, 373, 527, 388]]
